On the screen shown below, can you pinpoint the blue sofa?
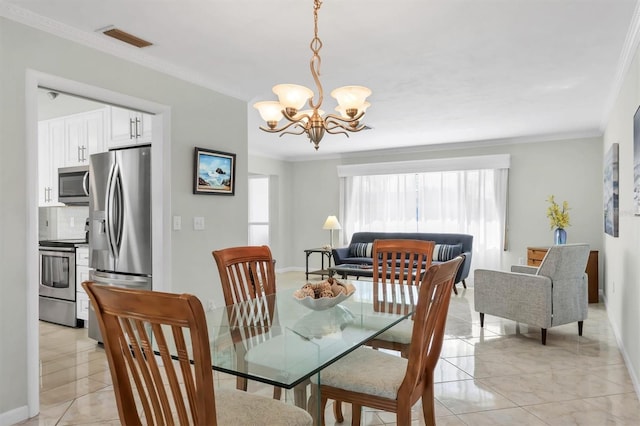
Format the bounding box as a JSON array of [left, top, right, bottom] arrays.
[[332, 232, 473, 289]]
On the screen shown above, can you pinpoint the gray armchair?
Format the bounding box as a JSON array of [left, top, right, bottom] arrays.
[[474, 244, 590, 345]]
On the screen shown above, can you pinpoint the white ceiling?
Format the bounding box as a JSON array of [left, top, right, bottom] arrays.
[[3, 0, 640, 160]]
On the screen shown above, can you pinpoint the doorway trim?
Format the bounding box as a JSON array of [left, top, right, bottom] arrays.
[[25, 70, 172, 416]]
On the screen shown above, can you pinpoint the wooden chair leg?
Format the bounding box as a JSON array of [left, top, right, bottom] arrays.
[[578, 320, 583, 336], [462, 279, 467, 289], [333, 400, 344, 423], [294, 382, 308, 409], [273, 386, 282, 400], [351, 403, 362, 426], [308, 383, 324, 425], [541, 328, 547, 345], [421, 379, 436, 426], [479, 312, 484, 327], [452, 283, 458, 295], [236, 376, 248, 391]]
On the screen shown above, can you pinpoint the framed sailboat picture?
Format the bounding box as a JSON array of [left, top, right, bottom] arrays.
[[193, 147, 236, 195]]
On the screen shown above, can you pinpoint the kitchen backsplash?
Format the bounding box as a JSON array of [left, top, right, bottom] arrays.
[[39, 206, 89, 240]]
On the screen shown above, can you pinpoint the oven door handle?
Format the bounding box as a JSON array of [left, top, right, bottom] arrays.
[[82, 170, 90, 196]]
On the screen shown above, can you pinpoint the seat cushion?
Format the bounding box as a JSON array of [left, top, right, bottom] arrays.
[[312, 347, 407, 399], [373, 318, 413, 344], [216, 388, 313, 425]]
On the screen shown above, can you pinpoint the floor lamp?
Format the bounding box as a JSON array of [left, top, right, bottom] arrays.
[[322, 215, 342, 248]]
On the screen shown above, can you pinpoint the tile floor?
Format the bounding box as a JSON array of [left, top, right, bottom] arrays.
[[17, 272, 640, 425]]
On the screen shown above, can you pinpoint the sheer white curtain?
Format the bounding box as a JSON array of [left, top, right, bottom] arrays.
[[340, 158, 509, 273]]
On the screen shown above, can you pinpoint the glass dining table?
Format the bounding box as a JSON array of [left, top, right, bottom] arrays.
[[203, 279, 419, 420]]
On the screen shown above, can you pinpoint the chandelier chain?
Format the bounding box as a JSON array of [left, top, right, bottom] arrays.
[[309, 0, 323, 110]]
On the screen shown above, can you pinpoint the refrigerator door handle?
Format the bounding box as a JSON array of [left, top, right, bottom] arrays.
[[106, 163, 120, 260], [114, 171, 124, 252]]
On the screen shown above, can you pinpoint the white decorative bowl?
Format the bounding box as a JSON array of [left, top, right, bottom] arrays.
[[293, 282, 356, 311]]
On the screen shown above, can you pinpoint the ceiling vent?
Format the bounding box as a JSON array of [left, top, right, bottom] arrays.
[[99, 26, 152, 48]]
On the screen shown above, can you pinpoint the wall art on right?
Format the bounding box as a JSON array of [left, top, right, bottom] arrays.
[[604, 143, 619, 237], [634, 106, 640, 215]]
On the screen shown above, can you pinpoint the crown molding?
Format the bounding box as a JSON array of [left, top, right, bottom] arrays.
[[0, 1, 243, 101], [600, 0, 640, 130]]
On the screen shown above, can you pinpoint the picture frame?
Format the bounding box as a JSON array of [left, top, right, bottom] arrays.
[[604, 143, 619, 237], [193, 147, 236, 195], [634, 106, 640, 215]]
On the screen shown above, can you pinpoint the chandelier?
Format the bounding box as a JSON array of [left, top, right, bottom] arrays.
[[253, 0, 371, 151]]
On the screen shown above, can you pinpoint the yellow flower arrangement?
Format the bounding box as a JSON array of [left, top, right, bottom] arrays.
[[546, 195, 570, 229]]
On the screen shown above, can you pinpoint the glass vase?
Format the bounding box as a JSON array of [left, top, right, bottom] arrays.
[[554, 228, 567, 245]]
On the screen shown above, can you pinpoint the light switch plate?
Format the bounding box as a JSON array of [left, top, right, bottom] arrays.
[[193, 216, 205, 230]]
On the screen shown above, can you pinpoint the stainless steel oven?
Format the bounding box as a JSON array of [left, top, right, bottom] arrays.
[[39, 245, 78, 327]]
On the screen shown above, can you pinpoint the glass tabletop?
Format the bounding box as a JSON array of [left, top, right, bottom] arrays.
[[205, 280, 419, 389]]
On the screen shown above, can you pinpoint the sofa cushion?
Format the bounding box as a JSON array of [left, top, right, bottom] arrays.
[[350, 242, 373, 258], [433, 243, 463, 262]]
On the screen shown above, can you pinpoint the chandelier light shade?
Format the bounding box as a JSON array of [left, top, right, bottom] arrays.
[[253, 0, 372, 151]]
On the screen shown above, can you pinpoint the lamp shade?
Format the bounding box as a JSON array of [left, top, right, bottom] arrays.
[[322, 215, 342, 230], [253, 101, 284, 123], [330, 85, 372, 110], [272, 84, 314, 110]]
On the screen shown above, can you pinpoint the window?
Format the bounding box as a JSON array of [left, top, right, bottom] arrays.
[[339, 155, 509, 271], [248, 175, 269, 246]]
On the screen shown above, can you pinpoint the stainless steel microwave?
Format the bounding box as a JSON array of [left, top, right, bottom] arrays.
[[58, 166, 89, 205]]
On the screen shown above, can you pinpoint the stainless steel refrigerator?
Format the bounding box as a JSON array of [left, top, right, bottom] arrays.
[[87, 145, 152, 342]]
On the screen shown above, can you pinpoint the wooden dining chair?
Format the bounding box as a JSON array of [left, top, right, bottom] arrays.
[[366, 238, 435, 358], [82, 281, 313, 425], [311, 256, 463, 425], [212, 245, 282, 399]]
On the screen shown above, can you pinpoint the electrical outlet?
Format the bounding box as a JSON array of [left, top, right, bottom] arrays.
[[206, 299, 216, 312], [173, 215, 181, 230]]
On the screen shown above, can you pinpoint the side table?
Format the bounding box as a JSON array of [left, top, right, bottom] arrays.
[[304, 247, 333, 280]]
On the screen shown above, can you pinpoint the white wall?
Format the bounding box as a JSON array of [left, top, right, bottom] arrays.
[[602, 36, 640, 394], [0, 18, 248, 422]]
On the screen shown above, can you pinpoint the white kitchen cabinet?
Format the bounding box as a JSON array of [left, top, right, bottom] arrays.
[[76, 246, 90, 324], [62, 109, 106, 167], [107, 106, 152, 148], [38, 120, 64, 206]]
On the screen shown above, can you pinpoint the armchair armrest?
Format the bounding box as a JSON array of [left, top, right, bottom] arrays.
[[331, 247, 350, 265], [474, 269, 552, 328], [510, 265, 538, 274]]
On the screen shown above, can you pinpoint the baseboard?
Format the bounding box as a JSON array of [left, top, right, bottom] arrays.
[[275, 266, 304, 273], [602, 293, 640, 400], [0, 405, 29, 426]]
